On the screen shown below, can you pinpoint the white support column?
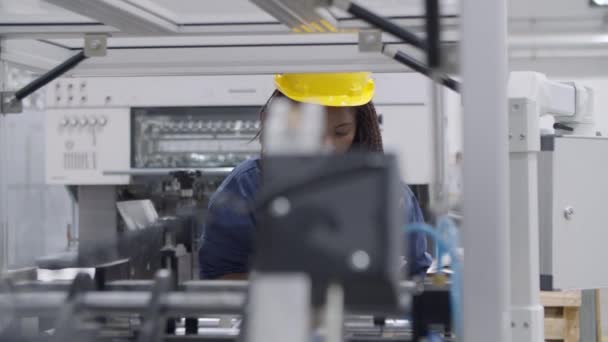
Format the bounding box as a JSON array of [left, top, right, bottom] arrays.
[[508, 98, 544, 342], [461, 0, 511, 341], [0, 60, 6, 272]]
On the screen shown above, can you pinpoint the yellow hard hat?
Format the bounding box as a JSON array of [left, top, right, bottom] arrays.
[[274, 72, 375, 107]]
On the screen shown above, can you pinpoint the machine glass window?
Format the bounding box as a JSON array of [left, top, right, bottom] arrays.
[[131, 106, 262, 169]]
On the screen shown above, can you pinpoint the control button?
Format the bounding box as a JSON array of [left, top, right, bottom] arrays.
[[79, 117, 87, 126], [98, 116, 107, 126], [69, 118, 78, 127], [88, 117, 97, 125], [254, 121, 261, 130], [60, 118, 68, 127], [217, 154, 226, 163], [234, 120, 243, 130]]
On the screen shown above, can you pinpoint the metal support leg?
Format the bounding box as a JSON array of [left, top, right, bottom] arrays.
[[580, 290, 599, 342], [508, 98, 544, 341], [246, 274, 311, 342], [461, 0, 511, 340], [185, 317, 198, 335], [325, 283, 344, 342]]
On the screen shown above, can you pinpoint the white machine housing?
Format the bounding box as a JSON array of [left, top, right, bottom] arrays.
[[507, 71, 597, 342], [508, 72, 602, 290], [45, 73, 435, 186], [538, 135, 608, 290]]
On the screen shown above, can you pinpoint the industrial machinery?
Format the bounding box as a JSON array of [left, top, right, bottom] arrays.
[[39, 75, 271, 284], [1, 144, 453, 342], [1, 68, 452, 342], [35, 71, 437, 279], [0, 0, 532, 341], [1, 94, 453, 341]]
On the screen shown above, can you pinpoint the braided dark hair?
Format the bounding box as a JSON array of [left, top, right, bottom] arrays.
[[258, 90, 383, 152]]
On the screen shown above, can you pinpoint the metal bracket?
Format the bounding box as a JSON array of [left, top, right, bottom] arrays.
[[0, 92, 22, 114], [84, 34, 108, 57], [358, 30, 383, 52]]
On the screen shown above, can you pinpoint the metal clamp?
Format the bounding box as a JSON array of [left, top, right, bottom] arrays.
[[0, 92, 22, 115], [84, 34, 108, 57], [358, 30, 383, 52]]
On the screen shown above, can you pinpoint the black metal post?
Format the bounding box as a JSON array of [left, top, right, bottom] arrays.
[[389, 48, 460, 92], [425, 0, 441, 69]]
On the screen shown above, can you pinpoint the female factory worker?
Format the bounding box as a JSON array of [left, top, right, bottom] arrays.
[[199, 72, 431, 280]]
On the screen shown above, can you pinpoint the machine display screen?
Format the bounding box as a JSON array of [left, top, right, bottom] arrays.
[[131, 106, 261, 168]]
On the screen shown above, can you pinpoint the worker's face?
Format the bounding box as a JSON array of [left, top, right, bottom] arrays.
[[324, 106, 357, 153]]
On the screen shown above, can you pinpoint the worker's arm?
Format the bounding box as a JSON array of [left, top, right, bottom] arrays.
[[404, 185, 432, 276]]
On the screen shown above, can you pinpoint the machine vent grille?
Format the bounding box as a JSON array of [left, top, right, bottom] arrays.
[[64, 152, 95, 170]]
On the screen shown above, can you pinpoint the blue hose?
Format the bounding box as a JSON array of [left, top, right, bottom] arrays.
[[406, 218, 462, 340]]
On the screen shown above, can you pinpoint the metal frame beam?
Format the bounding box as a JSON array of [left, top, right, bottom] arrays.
[[44, 0, 179, 35]]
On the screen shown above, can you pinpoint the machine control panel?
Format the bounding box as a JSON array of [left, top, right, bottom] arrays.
[[46, 108, 130, 185], [44, 73, 432, 185]]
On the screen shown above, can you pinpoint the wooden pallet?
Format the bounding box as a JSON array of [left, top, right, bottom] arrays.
[[541, 290, 582, 342]]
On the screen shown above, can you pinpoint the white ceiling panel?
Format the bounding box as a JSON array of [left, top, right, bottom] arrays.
[[0, 0, 95, 23]]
